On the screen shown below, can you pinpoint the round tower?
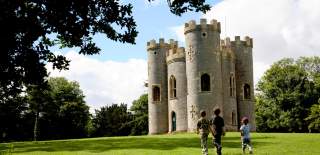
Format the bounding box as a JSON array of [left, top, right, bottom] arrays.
[[221, 37, 238, 131], [232, 36, 256, 131], [166, 39, 188, 132], [184, 19, 223, 132], [147, 38, 169, 134]]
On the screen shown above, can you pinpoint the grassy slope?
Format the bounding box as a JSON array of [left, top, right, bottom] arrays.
[[1, 132, 320, 155]]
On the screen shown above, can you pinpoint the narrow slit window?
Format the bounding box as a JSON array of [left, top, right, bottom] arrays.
[[169, 76, 177, 98], [230, 74, 235, 97], [232, 111, 236, 125]]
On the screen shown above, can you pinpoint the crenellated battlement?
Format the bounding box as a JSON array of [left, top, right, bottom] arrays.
[[184, 18, 221, 34], [166, 39, 185, 64], [168, 39, 178, 51], [232, 36, 253, 47], [147, 38, 169, 51], [221, 37, 235, 59], [220, 37, 232, 48]]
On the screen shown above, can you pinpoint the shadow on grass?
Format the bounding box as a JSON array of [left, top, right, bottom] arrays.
[[10, 135, 270, 153]]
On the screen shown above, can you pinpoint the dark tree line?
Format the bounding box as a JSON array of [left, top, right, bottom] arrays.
[[256, 56, 320, 132], [0, 76, 148, 142], [91, 94, 148, 137]]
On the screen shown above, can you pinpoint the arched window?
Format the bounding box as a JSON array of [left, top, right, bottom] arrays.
[[169, 75, 177, 99], [244, 84, 251, 99], [229, 74, 235, 97], [201, 74, 211, 91], [152, 86, 160, 101]]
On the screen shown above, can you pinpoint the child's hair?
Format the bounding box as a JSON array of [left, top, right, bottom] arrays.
[[242, 117, 249, 124], [214, 108, 221, 115], [200, 110, 206, 117]]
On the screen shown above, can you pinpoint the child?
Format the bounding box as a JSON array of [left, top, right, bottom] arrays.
[[211, 108, 225, 155], [197, 110, 213, 155], [240, 117, 253, 154]]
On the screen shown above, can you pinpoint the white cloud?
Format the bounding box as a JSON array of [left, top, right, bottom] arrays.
[[47, 51, 147, 112], [169, 26, 185, 42], [173, 0, 320, 86]]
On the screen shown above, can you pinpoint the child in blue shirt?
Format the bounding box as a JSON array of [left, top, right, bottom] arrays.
[[240, 117, 253, 154]]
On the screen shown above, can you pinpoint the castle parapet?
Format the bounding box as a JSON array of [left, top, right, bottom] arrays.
[[221, 37, 235, 59], [166, 39, 185, 64], [184, 18, 221, 34], [232, 36, 253, 47], [147, 38, 169, 51]]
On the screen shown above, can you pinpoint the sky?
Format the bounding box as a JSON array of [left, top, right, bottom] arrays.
[[47, 0, 320, 112]]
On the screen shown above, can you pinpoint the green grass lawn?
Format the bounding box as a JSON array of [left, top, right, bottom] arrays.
[[1, 132, 320, 155]]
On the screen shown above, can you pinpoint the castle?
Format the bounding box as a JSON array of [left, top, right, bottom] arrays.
[[147, 19, 255, 134]]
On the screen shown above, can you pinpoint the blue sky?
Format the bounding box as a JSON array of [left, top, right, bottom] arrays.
[[48, 0, 320, 112], [51, 0, 221, 61]]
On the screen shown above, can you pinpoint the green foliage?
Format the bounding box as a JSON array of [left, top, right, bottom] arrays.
[[305, 102, 320, 132], [92, 104, 132, 137], [26, 77, 90, 140], [148, 0, 210, 16], [0, 0, 210, 107], [0, 95, 29, 142], [129, 94, 148, 135], [256, 56, 320, 132], [0, 0, 210, 140]]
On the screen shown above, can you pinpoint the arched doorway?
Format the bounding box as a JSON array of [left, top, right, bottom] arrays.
[[172, 111, 176, 132]]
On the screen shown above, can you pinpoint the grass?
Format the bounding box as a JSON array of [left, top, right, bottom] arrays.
[[1, 132, 320, 155]]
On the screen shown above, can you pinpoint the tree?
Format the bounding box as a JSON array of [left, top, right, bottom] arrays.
[[256, 56, 320, 132], [92, 104, 132, 137], [0, 0, 210, 105], [27, 77, 90, 140], [305, 102, 320, 132], [129, 94, 148, 135], [0, 95, 28, 142], [27, 84, 51, 141]]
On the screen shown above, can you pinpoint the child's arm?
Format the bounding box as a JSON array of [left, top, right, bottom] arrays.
[[222, 127, 226, 136], [196, 121, 200, 134], [209, 125, 214, 135], [240, 126, 244, 139]]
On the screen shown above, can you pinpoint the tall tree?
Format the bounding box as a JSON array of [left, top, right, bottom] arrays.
[[27, 84, 51, 141], [256, 56, 320, 132], [129, 94, 148, 135], [27, 77, 90, 140], [0, 0, 210, 104]]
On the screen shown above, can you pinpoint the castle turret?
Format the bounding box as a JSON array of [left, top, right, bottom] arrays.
[[184, 19, 223, 131], [221, 37, 238, 131], [232, 36, 256, 131], [166, 39, 188, 132], [147, 39, 169, 134]]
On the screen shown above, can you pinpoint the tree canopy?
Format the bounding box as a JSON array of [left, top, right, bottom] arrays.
[[0, 0, 210, 104], [256, 56, 320, 132], [92, 104, 132, 137], [129, 94, 148, 135], [0, 77, 91, 141]]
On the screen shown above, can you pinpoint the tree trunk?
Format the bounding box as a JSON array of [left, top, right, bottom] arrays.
[[33, 111, 39, 141]]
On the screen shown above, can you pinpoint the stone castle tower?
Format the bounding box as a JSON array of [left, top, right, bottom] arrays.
[[147, 19, 255, 134]]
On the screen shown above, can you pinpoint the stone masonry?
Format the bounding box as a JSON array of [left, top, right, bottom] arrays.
[[147, 19, 256, 134]]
